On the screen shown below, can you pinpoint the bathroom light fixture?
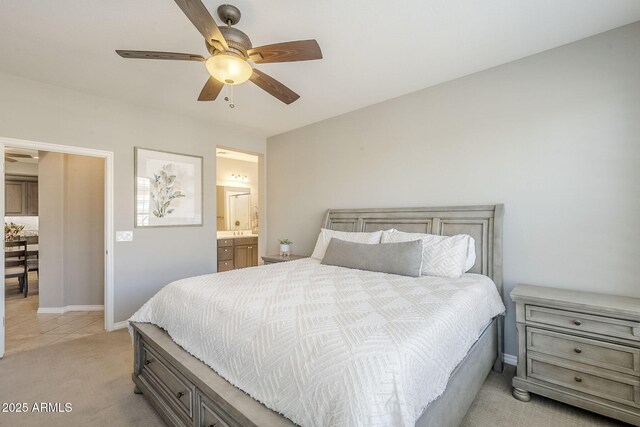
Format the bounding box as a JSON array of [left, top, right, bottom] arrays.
[[229, 174, 249, 183]]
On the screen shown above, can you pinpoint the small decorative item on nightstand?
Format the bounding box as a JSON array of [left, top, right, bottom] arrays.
[[279, 239, 292, 256], [511, 284, 640, 425]]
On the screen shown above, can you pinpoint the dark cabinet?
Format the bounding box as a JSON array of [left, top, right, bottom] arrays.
[[5, 176, 38, 216], [217, 237, 258, 271], [26, 182, 38, 215]]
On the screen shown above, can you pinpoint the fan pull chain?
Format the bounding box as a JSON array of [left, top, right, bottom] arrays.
[[223, 85, 235, 108]]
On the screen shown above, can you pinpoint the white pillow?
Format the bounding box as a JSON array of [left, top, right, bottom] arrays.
[[381, 229, 473, 278], [311, 229, 383, 260]]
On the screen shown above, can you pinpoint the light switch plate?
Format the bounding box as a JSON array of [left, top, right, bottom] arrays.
[[116, 231, 133, 242]]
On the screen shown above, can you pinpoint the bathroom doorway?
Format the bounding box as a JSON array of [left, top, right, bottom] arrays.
[[215, 147, 262, 271]]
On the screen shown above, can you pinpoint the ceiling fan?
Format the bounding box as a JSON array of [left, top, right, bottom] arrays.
[[5, 153, 35, 163], [116, 1, 322, 106]]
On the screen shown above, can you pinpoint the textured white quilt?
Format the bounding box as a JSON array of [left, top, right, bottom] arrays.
[[129, 258, 505, 427]]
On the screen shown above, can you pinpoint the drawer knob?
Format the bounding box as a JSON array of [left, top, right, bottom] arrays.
[[573, 320, 582, 326], [144, 359, 151, 365], [574, 376, 583, 383], [176, 391, 184, 399], [574, 348, 582, 354]]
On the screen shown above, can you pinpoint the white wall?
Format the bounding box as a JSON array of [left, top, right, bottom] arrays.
[[4, 216, 38, 231], [267, 22, 640, 356], [0, 72, 266, 322]]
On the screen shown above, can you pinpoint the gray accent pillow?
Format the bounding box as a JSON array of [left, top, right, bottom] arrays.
[[321, 238, 423, 277]]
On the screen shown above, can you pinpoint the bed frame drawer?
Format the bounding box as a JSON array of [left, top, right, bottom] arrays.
[[197, 391, 240, 427], [527, 355, 640, 408], [526, 305, 640, 342], [141, 342, 195, 421], [527, 327, 640, 376]]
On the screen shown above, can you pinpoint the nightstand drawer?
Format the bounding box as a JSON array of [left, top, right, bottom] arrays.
[[217, 247, 233, 261], [527, 327, 640, 376], [526, 305, 640, 342], [528, 355, 640, 408]]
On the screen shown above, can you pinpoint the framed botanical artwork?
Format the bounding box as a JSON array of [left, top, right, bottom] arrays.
[[135, 147, 203, 227]]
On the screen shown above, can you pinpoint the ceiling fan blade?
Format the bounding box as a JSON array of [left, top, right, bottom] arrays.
[[248, 40, 322, 64], [172, 0, 229, 51], [249, 68, 300, 105], [116, 50, 205, 61], [5, 157, 17, 162], [198, 77, 224, 101]]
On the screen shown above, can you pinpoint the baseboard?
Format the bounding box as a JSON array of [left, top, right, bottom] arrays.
[[503, 353, 517, 366], [37, 305, 104, 314], [113, 320, 129, 330]]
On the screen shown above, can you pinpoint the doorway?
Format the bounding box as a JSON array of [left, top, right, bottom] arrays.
[[0, 137, 115, 358], [215, 147, 262, 271]]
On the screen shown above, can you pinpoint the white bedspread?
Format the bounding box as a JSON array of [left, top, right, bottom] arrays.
[[129, 258, 505, 427]]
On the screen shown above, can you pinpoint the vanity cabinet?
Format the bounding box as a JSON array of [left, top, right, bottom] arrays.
[[217, 237, 258, 272], [5, 176, 38, 216]]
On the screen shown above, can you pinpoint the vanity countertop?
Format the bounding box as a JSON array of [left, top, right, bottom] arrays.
[[216, 233, 258, 239]]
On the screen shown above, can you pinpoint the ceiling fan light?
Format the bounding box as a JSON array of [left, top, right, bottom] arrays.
[[205, 54, 252, 85]]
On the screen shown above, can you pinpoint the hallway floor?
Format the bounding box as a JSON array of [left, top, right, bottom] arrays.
[[5, 275, 105, 356]]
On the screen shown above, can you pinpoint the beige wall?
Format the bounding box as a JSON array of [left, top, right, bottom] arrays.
[[63, 154, 105, 306], [38, 152, 105, 308], [0, 72, 266, 322], [267, 22, 640, 356], [38, 152, 65, 308], [5, 161, 37, 176]]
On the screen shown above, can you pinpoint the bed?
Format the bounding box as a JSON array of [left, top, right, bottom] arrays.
[[129, 204, 505, 427]]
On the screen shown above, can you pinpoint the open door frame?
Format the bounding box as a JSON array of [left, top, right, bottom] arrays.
[[0, 136, 115, 358]]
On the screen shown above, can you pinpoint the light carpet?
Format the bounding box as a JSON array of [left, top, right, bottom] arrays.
[[0, 330, 627, 426]]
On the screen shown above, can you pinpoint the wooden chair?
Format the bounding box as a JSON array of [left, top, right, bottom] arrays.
[[26, 235, 39, 279], [5, 240, 29, 297]]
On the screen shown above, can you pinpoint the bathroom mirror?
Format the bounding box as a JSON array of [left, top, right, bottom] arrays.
[[216, 186, 251, 231]]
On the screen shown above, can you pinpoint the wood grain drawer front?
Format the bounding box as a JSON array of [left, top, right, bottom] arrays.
[[217, 247, 233, 261], [527, 327, 640, 376], [234, 237, 257, 245], [217, 239, 234, 247], [218, 260, 233, 272], [142, 344, 194, 419], [528, 355, 640, 408], [526, 305, 640, 341]]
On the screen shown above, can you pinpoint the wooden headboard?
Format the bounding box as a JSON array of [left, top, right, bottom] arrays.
[[322, 204, 504, 297]]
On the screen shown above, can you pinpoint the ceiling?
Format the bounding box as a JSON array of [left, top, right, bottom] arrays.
[[1, 1, 639, 137]]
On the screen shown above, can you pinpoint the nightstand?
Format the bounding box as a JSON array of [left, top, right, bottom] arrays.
[[511, 284, 640, 425], [262, 254, 306, 264]]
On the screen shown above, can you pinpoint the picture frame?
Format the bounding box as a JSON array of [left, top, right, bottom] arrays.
[[134, 147, 203, 227]]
